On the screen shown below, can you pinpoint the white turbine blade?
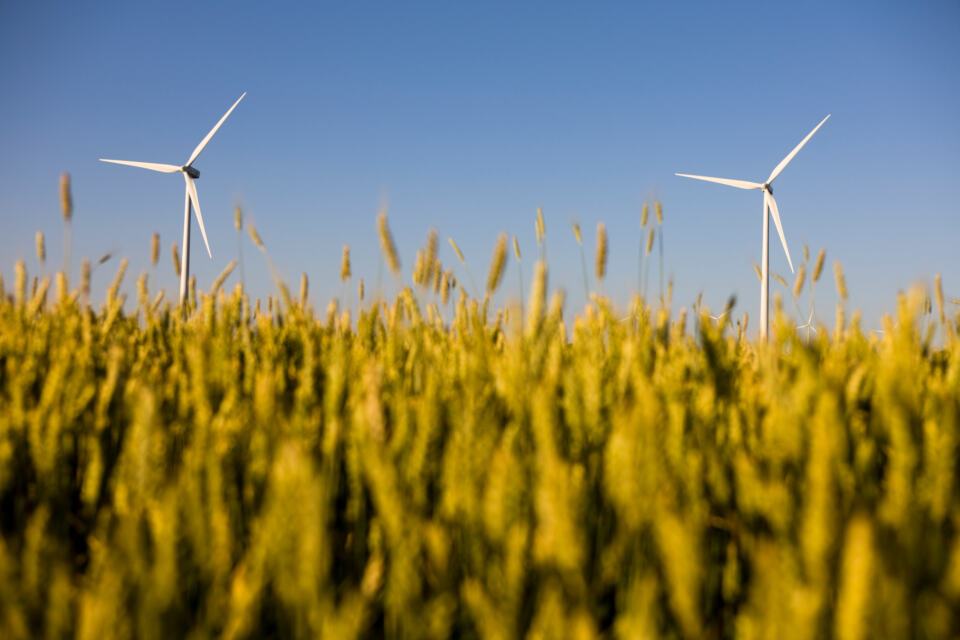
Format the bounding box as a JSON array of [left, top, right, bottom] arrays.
[[99, 159, 180, 173], [766, 114, 831, 184], [186, 92, 246, 166], [675, 173, 762, 190], [765, 192, 794, 273], [184, 175, 212, 259]]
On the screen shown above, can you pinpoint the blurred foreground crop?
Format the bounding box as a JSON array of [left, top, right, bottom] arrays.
[[1, 242, 959, 639]]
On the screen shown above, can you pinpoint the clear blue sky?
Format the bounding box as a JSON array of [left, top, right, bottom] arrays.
[[1, 1, 958, 329]]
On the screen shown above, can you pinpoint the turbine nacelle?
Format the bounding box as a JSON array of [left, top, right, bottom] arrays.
[[182, 166, 200, 179], [762, 183, 772, 194]]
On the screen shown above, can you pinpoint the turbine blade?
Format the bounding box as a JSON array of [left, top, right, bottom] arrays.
[[99, 159, 180, 173], [184, 175, 212, 259], [766, 114, 831, 184], [675, 173, 762, 190], [766, 192, 794, 273], [186, 92, 246, 167]]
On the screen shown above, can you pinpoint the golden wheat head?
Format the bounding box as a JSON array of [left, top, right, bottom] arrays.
[[595, 222, 607, 281], [378, 212, 400, 275], [341, 245, 351, 282], [486, 233, 508, 294], [59, 172, 72, 221]]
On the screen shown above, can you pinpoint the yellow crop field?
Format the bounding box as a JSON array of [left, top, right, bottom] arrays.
[[1, 222, 959, 639]]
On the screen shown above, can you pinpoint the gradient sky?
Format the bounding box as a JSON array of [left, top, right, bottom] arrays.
[[1, 1, 958, 330]]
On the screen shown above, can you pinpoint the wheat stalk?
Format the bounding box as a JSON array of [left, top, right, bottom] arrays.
[[535, 206, 546, 261], [486, 233, 508, 295], [572, 221, 589, 301], [341, 245, 351, 282], [595, 222, 607, 285], [448, 237, 478, 297], [150, 232, 159, 267], [934, 274, 945, 324], [377, 212, 400, 277], [812, 249, 826, 282], [834, 262, 848, 301], [60, 173, 72, 277]]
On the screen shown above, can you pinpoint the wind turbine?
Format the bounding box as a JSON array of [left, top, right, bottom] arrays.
[[709, 310, 731, 324], [676, 114, 830, 339], [100, 92, 246, 305], [798, 307, 817, 339]]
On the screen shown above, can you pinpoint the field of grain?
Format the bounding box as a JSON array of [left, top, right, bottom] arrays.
[[1, 207, 959, 638]]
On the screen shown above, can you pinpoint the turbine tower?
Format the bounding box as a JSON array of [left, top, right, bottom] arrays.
[[676, 114, 830, 340], [100, 92, 246, 305]]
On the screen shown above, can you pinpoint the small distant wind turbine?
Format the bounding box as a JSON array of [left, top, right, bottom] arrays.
[[100, 92, 246, 305], [798, 307, 817, 339], [708, 294, 737, 327], [676, 114, 830, 339]]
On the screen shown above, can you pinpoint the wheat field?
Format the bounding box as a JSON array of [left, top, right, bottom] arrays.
[[1, 201, 959, 638]]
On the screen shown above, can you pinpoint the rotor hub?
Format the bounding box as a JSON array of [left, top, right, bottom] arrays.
[[182, 166, 200, 179]]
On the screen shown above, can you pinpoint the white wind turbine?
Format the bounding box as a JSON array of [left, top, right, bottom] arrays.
[[100, 92, 246, 305], [676, 114, 830, 339], [798, 307, 817, 339]]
